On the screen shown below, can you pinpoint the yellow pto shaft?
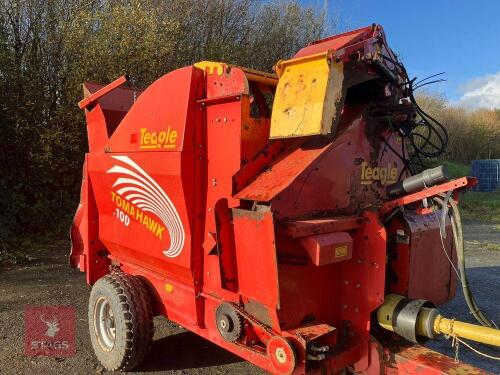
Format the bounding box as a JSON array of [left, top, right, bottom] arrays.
[[378, 294, 500, 347], [432, 314, 500, 347]]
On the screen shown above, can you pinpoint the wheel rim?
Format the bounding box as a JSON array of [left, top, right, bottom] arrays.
[[94, 296, 116, 352]]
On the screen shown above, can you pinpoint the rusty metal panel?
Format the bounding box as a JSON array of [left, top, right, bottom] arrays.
[[236, 117, 405, 218], [270, 120, 404, 220], [235, 137, 331, 202], [381, 337, 487, 375]]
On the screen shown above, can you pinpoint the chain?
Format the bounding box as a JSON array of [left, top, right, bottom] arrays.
[[451, 334, 460, 362], [446, 332, 500, 362]]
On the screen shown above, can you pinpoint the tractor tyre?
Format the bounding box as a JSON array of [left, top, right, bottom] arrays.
[[88, 272, 154, 371]]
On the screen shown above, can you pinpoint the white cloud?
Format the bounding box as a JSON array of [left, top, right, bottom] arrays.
[[456, 72, 500, 109]]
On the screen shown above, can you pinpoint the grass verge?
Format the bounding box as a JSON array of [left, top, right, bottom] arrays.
[[460, 191, 500, 223], [439, 161, 500, 223], [481, 242, 500, 251]]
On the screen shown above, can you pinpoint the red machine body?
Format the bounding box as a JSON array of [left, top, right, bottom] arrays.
[[71, 25, 480, 374]]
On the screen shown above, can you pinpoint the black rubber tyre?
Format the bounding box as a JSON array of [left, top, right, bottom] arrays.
[[88, 272, 154, 371]]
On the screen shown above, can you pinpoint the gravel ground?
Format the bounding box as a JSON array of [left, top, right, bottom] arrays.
[[0, 220, 498, 375], [0, 242, 263, 375], [426, 221, 500, 373]]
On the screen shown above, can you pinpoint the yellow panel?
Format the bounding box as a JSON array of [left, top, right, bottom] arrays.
[[270, 53, 345, 138], [194, 61, 226, 76]]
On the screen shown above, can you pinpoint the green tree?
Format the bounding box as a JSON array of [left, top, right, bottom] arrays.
[[0, 0, 328, 242]]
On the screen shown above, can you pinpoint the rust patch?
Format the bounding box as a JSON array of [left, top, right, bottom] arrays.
[[243, 300, 273, 327], [379, 336, 489, 375], [231, 208, 265, 221]]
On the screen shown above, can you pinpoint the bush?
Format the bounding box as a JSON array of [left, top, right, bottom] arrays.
[[0, 0, 328, 241], [416, 94, 500, 163]]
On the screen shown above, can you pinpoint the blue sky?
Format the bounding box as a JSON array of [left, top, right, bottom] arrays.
[[306, 0, 500, 108]]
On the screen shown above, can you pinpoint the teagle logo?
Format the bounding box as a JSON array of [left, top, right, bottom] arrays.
[[139, 126, 178, 149], [360, 161, 398, 186]]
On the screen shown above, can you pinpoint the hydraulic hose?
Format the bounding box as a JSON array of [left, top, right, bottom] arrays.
[[433, 196, 496, 328]]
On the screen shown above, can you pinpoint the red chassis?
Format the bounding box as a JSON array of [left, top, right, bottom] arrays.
[[71, 25, 485, 374]]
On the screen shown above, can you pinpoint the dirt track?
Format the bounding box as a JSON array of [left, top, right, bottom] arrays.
[[0, 221, 499, 374]]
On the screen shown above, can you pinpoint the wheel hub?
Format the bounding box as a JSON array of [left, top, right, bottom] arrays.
[[219, 314, 233, 332], [94, 296, 116, 352]]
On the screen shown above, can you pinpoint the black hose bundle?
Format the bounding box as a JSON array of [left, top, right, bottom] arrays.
[[433, 195, 497, 329], [380, 55, 449, 175], [405, 76, 449, 161]]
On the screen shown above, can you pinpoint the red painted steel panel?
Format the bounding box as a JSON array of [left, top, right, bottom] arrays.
[[293, 25, 374, 58], [339, 211, 387, 372], [81, 78, 139, 153], [277, 260, 342, 330], [386, 218, 411, 296], [232, 209, 280, 322], [107, 66, 201, 153], [201, 67, 249, 293], [70, 157, 109, 283], [403, 211, 457, 305], [83, 80, 139, 106], [88, 152, 194, 280], [300, 232, 353, 266], [84, 105, 111, 153]]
